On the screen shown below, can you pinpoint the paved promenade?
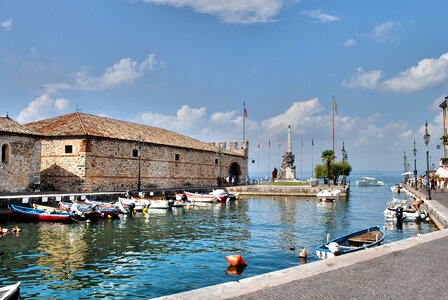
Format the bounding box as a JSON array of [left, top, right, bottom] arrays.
[[156, 187, 448, 300]]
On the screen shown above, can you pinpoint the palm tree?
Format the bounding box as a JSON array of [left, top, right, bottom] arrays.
[[321, 150, 336, 185]]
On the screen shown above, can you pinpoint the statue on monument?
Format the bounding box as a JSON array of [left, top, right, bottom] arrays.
[[276, 125, 297, 181]]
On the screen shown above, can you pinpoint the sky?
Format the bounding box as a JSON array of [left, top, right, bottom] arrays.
[[1, 0, 448, 176]]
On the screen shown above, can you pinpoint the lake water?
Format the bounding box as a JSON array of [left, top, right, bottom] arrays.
[[0, 173, 438, 299]]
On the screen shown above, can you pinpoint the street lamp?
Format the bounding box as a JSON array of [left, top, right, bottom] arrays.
[[423, 121, 431, 200], [342, 142, 347, 188], [413, 141, 417, 189], [403, 150, 408, 182]]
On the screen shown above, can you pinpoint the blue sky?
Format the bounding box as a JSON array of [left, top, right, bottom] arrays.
[[1, 0, 447, 175]]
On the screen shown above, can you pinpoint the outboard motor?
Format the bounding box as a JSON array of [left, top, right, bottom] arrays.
[[395, 206, 404, 223]]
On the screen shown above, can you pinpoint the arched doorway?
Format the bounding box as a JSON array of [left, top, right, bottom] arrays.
[[228, 162, 241, 185]]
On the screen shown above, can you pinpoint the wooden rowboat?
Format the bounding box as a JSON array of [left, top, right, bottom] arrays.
[[10, 204, 75, 223], [0, 282, 21, 300], [315, 225, 384, 260], [184, 191, 218, 203]]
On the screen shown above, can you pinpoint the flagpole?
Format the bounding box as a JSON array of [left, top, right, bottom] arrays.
[[277, 139, 280, 168], [268, 140, 271, 180], [300, 140, 303, 179], [332, 96, 335, 153], [311, 139, 314, 178], [243, 102, 246, 141]]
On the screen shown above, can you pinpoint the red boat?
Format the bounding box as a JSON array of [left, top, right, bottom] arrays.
[[10, 204, 75, 223]]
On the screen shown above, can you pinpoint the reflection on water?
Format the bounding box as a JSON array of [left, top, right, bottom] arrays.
[[0, 174, 438, 298]]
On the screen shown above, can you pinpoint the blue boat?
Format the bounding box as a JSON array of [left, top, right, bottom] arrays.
[[315, 225, 384, 260], [10, 204, 76, 223]]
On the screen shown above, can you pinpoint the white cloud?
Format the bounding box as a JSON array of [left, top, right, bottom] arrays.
[[211, 111, 238, 122], [301, 9, 339, 23], [141, 0, 297, 24], [343, 52, 448, 92], [45, 54, 159, 93], [366, 21, 401, 42], [383, 53, 448, 92], [344, 38, 357, 47], [342, 67, 383, 89], [138, 105, 206, 132], [1, 19, 13, 30], [261, 98, 325, 134], [17, 94, 70, 123]]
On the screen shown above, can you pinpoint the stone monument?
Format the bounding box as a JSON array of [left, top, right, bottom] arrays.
[[276, 125, 297, 181]]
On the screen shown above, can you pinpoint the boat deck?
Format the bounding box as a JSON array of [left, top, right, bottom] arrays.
[[347, 230, 383, 244]]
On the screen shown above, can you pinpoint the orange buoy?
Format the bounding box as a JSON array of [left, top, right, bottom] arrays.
[[298, 248, 307, 258], [225, 254, 248, 267]]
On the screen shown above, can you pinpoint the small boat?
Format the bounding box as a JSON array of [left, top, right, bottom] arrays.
[[173, 193, 188, 207], [316, 189, 341, 202], [118, 197, 150, 211], [390, 184, 403, 193], [10, 204, 75, 223], [315, 225, 384, 260], [356, 177, 385, 186], [0, 282, 21, 300], [149, 199, 173, 209], [184, 191, 218, 203], [383, 198, 428, 222], [210, 189, 238, 202]]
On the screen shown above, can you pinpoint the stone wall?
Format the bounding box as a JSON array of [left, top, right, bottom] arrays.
[[0, 134, 41, 193], [40, 137, 248, 192], [40, 138, 87, 192]]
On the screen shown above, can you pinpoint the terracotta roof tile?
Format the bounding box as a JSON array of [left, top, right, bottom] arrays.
[[25, 112, 243, 155], [0, 116, 38, 135]]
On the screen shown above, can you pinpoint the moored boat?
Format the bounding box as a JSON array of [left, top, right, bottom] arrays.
[[149, 199, 173, 209], [118, 197, 150, 211], [184, 191, 218, 203], [383, 198, 428, 222], [315, 225, 384, 260], [390, 184, 403, 193], [316, 189, 341, 202], [0, 282, 21, 300], [10, 204, 75, 223]]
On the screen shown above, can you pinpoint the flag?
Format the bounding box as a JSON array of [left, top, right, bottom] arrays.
[[312, 138, 314, 146], [301, 140, 303, 147], [333, 96, 337, 114], [268, 140, 271, 148], [243, 102, 248, 118], [257, 139, 260, 149]]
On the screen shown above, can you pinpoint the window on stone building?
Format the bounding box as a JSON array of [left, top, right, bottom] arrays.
[[65, 145, 73, 154], [133, 149, 139, 157], [215, 158, 219, 165], [1, 144, 10, 163], [175, 154, 180, 161]]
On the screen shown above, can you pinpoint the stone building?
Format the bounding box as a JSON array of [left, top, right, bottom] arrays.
[[0, 115, 41, 193], [26, 112, 248, 192]]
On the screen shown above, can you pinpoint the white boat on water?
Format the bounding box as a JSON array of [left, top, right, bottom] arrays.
[[390, 184, 403, 193], [316, 189, 341, 202], [118, 197, 150, 211], [149, 199, 172, 209], [184, 191, 219, 203], [383, 198, 428, 222], [356, 177, 385, 186]]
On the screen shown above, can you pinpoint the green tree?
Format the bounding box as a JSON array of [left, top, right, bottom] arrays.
[[321, 150, 336, 184]]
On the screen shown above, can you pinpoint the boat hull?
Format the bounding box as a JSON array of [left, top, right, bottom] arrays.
[[315, 225, 384, 260], [0, 282, 21, 300], [10, 204, 74, 223]]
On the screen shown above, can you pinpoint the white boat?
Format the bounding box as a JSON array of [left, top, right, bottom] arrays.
[[356, 177, 385, 186], [184, 191, 218, 203], [390, 184, 403, 193], [118, 197, 150, 211], [383, 198, 428, 222], [149, 199, 172, 209], [316, 189, 341, 202], [210, 189, 238, 202], [0, 282, 21, 300]]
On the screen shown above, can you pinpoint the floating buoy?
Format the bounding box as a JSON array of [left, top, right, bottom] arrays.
[[225, 254, 248, 267], [298, 248, 307, 258]]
